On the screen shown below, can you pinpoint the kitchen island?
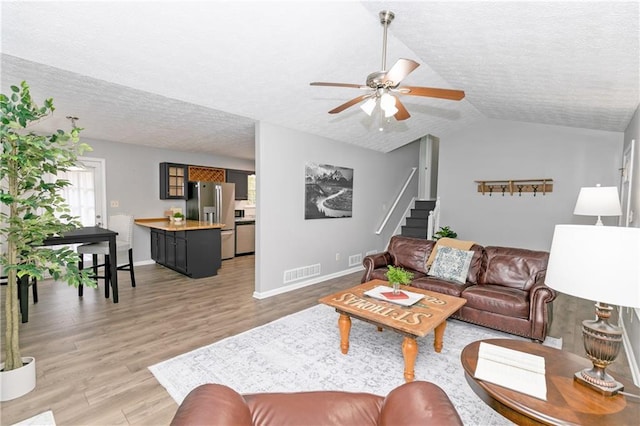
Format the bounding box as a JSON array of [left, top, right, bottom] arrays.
[[135, 218, 224, 278]]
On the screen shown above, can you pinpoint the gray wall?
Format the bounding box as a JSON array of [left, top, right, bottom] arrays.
[[620, 105, 640, 384], [437, 118, 623, 250], [83, 138, 254, 263], [254, 121, 420, 297]]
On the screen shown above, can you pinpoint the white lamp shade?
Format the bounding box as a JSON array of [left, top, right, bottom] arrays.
[[360, 98, 376, 116], [573, 186, 622, 216], [546, 225, 640, 308]]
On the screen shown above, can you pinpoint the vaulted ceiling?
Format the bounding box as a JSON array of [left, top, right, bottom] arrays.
[[1, 1, 638, 161]]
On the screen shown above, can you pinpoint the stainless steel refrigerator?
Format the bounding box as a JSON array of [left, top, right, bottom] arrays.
[[186, 181, 236, 259]]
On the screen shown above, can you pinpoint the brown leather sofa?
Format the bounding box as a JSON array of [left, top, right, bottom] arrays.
[[170, 381, 463, 426], [362, 235, 556, 341]]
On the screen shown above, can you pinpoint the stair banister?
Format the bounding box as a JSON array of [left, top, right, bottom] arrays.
[[375, 167, 417, 235], [426, 197, 441, 240]]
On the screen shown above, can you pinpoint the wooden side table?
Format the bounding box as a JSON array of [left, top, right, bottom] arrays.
[[461, 339, 639, 425]]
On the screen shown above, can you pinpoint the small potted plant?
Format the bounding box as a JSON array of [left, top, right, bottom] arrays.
[[385, 265, 414, 294], [434, 226, 457, 240], [173, 212, 184, 224]]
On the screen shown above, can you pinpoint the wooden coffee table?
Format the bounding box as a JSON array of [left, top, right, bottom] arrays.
[[318, 279, 466, 382], [461, 339, 640, 425]]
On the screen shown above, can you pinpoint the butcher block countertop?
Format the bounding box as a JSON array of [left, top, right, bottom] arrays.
[[134, 218, 225, 231]]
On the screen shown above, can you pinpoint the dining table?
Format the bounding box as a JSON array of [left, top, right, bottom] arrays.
[[18, 226, 119, 323]]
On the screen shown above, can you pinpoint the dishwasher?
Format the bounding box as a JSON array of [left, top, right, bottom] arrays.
[[235, 221, 255, 255]]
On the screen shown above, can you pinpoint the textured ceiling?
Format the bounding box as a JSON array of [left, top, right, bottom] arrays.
[[1, 1, 638, 161]]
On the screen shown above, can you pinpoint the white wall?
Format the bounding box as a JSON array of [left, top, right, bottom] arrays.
[[620, 105, 640, 385], [254, 121, 420, 297], [438, 118, 623, 250], [83, 137, 254, 263]]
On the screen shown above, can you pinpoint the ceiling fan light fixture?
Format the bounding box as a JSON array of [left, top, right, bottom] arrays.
[[383, 105, 398, 118], [360, 98, 377, 116], [380, 92, 397, 117]]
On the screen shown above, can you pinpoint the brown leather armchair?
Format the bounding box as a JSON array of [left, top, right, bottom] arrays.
[[170, 381, 463, 426]]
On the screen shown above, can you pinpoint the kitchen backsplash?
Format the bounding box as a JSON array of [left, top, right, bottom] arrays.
[[235, 200, 256, 219]]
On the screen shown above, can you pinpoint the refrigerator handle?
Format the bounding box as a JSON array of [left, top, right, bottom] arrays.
[[216, 185, 222, 225]]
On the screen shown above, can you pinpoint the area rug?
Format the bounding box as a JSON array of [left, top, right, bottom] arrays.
[[150, 304, 560, 425], [10, 410, 56, 426]]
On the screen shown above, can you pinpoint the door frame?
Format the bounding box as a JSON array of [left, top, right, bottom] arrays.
[[77, 157, 108, 228], [619, 140, 635, 227]]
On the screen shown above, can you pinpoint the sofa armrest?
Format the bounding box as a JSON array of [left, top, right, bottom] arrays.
[[528, 271, 557, 341], [362, 252, 393, 283], [170, 384, 253, 426], [379, 381, 463, 426]]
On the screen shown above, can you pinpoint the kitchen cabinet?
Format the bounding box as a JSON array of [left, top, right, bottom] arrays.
[[160, 162, 188, 200], [149, 226, 221, 278], [226, 169, 253, 200]]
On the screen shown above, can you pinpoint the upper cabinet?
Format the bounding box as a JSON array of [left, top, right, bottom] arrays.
[[226, 169, 254, 200], [160, 162, 188, 200]]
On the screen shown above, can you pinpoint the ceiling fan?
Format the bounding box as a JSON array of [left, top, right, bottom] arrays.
[[310, 10, 465, 122]]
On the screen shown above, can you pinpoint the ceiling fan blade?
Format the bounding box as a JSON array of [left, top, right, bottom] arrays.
[[382, 59, 420, 86], [394, 98, 411, 121], [311, 82, 368, 89], [328, 95, 371, 114], [399, 86, 466, 101]]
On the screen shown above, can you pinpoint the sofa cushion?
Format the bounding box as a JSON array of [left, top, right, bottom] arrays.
[[480, 246, 549, 291], [427, 246, 474, 284], [411, 277, 471, 297], [388, 236, 434, 274], [462, 285, 529, 318]]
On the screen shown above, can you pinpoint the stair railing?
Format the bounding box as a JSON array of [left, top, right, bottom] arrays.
[[375, 167, 417, 235], [426, 197, 441, 239]]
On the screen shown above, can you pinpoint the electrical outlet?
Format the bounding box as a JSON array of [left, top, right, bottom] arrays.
[[110, 200, 119, 208], [335, 253, 340, 261]]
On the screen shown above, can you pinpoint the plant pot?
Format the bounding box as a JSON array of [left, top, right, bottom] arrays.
[[392, 282, 401, 295], [174, 218, 183, 224], [0, 357, 36, 401]]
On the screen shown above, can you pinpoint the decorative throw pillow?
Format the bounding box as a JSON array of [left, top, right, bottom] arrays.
[[427, 246, 474, 284]]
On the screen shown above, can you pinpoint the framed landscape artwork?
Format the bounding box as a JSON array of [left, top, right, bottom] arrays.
[[305, 162, 354, 219]]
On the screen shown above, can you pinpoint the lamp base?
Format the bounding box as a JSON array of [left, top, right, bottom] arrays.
[[574, 369, 624, 396], [576, 302, 624, 397]]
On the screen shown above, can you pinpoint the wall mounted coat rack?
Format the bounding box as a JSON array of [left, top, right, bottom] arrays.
[[475, 179, 553, 196]]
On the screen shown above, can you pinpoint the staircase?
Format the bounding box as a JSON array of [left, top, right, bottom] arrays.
[[401, 200, 437, 239]]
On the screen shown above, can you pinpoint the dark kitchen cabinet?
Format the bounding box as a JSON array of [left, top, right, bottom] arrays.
[[226, 169, 253, 200], [150, 228, 221, 278], [160, 162, 188, 200]]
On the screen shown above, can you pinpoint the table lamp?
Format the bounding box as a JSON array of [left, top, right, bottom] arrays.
[[546, 224, 640, 395], [573, 184, 622, 225]]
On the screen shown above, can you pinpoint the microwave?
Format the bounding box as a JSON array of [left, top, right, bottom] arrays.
[[234, 209, 245, 218]]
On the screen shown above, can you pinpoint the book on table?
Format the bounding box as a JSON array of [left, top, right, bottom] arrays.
[[364, 285, 425, 306], [473, 342, 547, 400]]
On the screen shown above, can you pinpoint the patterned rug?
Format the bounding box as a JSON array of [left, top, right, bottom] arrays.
[[150, 304, 561, 425]]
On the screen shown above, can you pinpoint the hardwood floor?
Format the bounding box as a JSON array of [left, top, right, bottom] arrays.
[[0, 255, 634, 425]]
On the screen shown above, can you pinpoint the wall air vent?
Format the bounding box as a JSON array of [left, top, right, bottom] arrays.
[[348, 254, 363, 267], [283, 263, 321, 284]]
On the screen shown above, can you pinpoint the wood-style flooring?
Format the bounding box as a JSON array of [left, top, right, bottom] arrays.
[[0, 255, 634, 425]]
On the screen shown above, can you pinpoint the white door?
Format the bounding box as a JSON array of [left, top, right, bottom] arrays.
[[59, 157, 107, 227]]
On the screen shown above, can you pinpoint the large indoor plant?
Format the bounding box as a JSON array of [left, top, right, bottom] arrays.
[[1, 81, 96, 399]]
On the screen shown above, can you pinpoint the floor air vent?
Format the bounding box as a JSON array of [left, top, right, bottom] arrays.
[[283, 263, 321, 283], [348, 254, 363, 267]]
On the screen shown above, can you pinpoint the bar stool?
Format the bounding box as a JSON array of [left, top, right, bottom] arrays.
[[77, 214, 136, 297]]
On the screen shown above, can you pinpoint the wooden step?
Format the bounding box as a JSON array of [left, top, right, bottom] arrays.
[[405, 217, 429, 228], [414, 200, 436, 211], [401, 226, 427, 239]]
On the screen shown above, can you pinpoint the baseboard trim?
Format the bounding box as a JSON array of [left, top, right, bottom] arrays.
[[253, 266, 363, 299]]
